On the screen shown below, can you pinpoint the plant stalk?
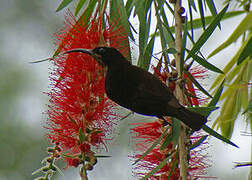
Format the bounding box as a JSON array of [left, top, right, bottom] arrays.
[[174, 0, 189, 179]]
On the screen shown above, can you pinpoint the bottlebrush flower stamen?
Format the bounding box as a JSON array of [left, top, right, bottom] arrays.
[[46, 11, 128, 172]]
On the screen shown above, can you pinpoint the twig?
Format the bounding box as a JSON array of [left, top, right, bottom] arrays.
[[174, 0, 189, 179]]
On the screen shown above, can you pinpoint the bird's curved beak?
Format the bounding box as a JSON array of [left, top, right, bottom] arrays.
[[63, 48, 103, 66]]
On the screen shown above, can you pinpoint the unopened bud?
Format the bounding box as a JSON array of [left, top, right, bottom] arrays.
[[171, 59, 176, 67], [85, 163, 93, 171], [90, 156, 97, 166], [181, 16, 186, 23], [178, 7, 185, 14], [169, 0, 176, 4]]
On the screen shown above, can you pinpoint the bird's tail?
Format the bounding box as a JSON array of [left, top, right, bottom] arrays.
[[174, 107, 207, 131]]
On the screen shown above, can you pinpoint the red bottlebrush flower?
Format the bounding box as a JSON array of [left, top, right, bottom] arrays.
[[46, 12, 127, 168], [152, 64, 208, 106], [184, 65, 208, 106], [131, 120, 211, 179], [131, 65, 210, 179], [66, 158, 81, 168]]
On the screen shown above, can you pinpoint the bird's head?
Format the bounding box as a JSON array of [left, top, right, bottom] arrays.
[[63, 47, 129, 67]]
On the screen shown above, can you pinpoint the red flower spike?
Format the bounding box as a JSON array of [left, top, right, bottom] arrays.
[[79, 143, 91, 153], [131, 65, 210, 179], [66, 158, 81, 168], [46, 11, 127, 168], [131, 121, 211, 179]]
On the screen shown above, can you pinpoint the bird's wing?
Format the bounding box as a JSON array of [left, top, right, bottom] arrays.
[[122, 65, 181, 115]]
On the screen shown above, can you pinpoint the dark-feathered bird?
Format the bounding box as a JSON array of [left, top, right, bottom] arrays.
[[64, 47, 207, 131]]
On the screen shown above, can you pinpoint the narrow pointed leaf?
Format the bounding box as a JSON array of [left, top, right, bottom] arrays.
[[202, 125, 239, 148], [237, 36, 252, 65], [125, 0, 134, 15], [133, 126, 169, 165], [191, 54, 223, 73], [188, 0, 194, 40], [180, 20, 188, 73], [141, 32, 156, 70], [156, 7, 169, 60], [151, 11, 245, 39], [95, 155, 112, 158], [171, 118, 181, 146], [160, 133, 172, 150], [205, 0, 219, 28], [141, 156, 171, 180], [75, 0, 87, 16], [190, 135, 208, 150], [186, 4, 229, 60], [167, 154, 178, 179], [56, 0, 74, 12], [242, 99, 252, 114], [189, 0, 197, 12], [220, 90, 241, 139], [207, 79, 225, 115], [185, 71, 212, 98], [160, 117, 180, 150], [197, 0, 205, 29], [29, 57, 52, 64], [119, 111, 134, 121], [78, 128, 85, 143], [188, 106, 219, 117], [208, 10, 252, 58]]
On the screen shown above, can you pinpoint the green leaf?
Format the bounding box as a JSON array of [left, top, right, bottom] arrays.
[[186, 4, 229, 60], [197, 0, 206, 29], [109, 0, 133, 61], [202, 125, 239, 148], [78, 128, 85, 143], [208, 79, 225, 112], [188, 106, 219, 117], [151, 11, 246, 40], [190, 135, 208, 150], [167, 153, 178, 179], [188, 0, 195, 40], [125, 0, 134, 15], [180, 19, 188, 74], [119, 111, 134, 121], [221, 90, 242, 139], [141, 32, 156, 70], [191, 54, 223, 73], [75, 0, 87, 16], [185, 71, 212, 98], [161, 21, 175, 48], [208, 10, 252, 58], [171, 118, 181, 146], [160, 118, 180, 150], [205, 0, 219, 28], [56, 0, 74, 12], [166, 48, 177, 54], [237, 35, 252, 65], [134, 0, 153, 57], [95, 155, 112, 158], [133, 126, 170, 165], [160, 133, 172, 150], [155, 5, 169, 61], [243, 99, 252, 114], [140, 155, 172, 180]]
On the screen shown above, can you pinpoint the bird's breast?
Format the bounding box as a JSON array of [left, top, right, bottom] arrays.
[[104, 68, 132, 107]]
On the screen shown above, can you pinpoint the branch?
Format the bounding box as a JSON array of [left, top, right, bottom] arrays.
[[174, 0, 189, 179]]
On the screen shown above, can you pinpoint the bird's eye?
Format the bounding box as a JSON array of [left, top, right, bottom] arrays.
[[98, 47, 105, 53]]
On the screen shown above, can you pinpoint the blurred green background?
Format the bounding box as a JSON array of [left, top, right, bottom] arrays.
[[0, 0, 250, 180]]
